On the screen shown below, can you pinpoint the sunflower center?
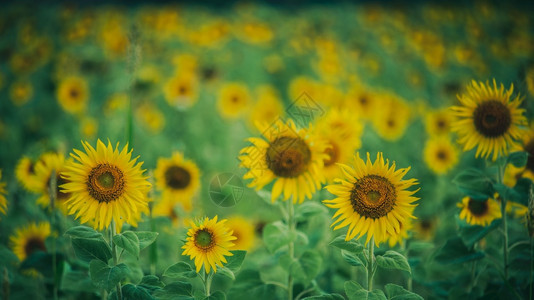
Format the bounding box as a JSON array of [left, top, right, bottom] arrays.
[[324, 142, 339, 167], [467, 199, 489, 216], [194, 229, 214, 249], [87, 164, 125, 203], [178, 85, 187, 95], [524, 139, 534, 172], [436, 119, 446, 129], [421, 219, 431, 230], [359, 95, 368, 106], [266, 136, 311, 178], [70, 88, 79, 99], [24, 237, 46, 257], [436, 150, 447, 161], [387, 119, 395, 128], [350, 174, 396, 219], [473, 100, 511, 137], [164, 166, 191, 189], [28, 162, 35, 174]]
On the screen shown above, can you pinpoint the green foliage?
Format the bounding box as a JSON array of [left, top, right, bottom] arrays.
[[60, 270, 96, 293], [329, 235, 364, 254], [295, 201, 328, 222], [203, 291, 226, 300], [345, 281, 387, 300], [434, 237, 485, 264], [453, 168, 494, 200], [218, 250, 246, 280], [163, 262, 197, 279], [507, 151, 528, 168], [20, 251, 64, 282], [262, 221, 308, 253], [459, 219, 501, 248], [113, 231, 140, 257], [153, 281, 194, 300], [384, 284, 423, 300], [285, 249, 322, 285], [376, 251, 411, 274], [121, 284, 154, 300], [89, 259, 130, 292], [65, 226, 112, 263], [495, 178, 532, 206], [302, 294, 345, 300], [135, 231, 159, 250]]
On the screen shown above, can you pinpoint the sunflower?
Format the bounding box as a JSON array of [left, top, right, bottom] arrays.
[[239, 119, 328, 204], [152, 198, 181, 228], [181, 216, 236, 273], [217, 83, 251, 120], [163, 74, 199, 110], [451, 80, 527, 161], [457, 196, 501, 226], [413, 218, 436, 241], [57, 76, 89, 114], [16, 156, 40, 192], [504, 125, 534, 185], [387, 220, 413, 248], [0, 170, 7, 218], [226, 216, 255, 251], [9, 80, 33, 106], [32, 152, 71, 213], [154, 152, 200, 212], [10, 222, 51, 262], [61, 140, 151, 230], [424, 108, 453, 136], [506, 201, 528, 219], [423, 137, 459, 175], [323, 152, 419, 246], [136, 102, 165, 134], [247, 86, 284, 131], [371, 93, 412, 141]]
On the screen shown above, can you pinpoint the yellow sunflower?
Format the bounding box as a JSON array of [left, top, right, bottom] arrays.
[[371, 93, 412, 141], [181, 216, 236, 273], [0, 170, 7, 218], [32, 153, 71, 213], [226, 216, 255, 251], [61, 140, 151, 230], [154, 152, 200, 212], [57, 76, 89, 114], [247, 85, 284, 131], [152, 198, 181, 228], [424, 108, 453, 136], [457, 196, 501, 226], [506, 201, 528, 219], [387, 220, 413, 248], [217, 83, 251, 120], [15, 156, 40, 192], [423, 137, 459, 175], [163, 74, 199, 109], [9, 80, 33, 106], [451, 79, 527, 161], [323, 152, 419, 246], [239, 119, 328, 204], [413, 218, 436, 241], [10, 222, 51, 262], [504, 125, 534, 185]]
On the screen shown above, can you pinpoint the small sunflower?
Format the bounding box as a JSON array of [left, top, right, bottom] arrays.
[[247, 86, 284, 131], [32, 153, 71, 213], [181, 216, 236, 273], [371, 93, 412, 141], [451, 79, 527, 161], [10, 222, 51, 262], [16, 156, 40, 192], [57, 76, 89, 114], [9, 80, 33, 106], [163, 74, 199, 109], [217, 83, 251, 120], [413, 218, 436, 241], [424, 108, 453, 136], [323, 152, 419, 246], [0, 170, 7, 218], [61, 140, 151, 230], [239, 119, 328, 203], [457, 196, 501, 226], [226, 216, 255, 251], [152, 198, 181, 228], [154, 152, 200, 212], [423, 137, 459, 175]]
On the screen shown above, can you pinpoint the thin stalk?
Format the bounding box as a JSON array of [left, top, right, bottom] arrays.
[[530, 237, 533, 300], [48, 171, 58, 300], [497, 161, 509, 280], [3, 267, 9, 300], [110, 221, 123, 300], [367, 237, 375, 291], [288, 199, 295, 300], [147, 172, 157, 275], [205, 272, 213, 297]]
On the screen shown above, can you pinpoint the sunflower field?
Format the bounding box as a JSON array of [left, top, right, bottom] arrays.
[[1, 1, 534, 300]]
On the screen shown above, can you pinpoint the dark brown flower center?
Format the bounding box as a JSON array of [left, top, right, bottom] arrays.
[[387, 119, 396, 128], [421, 219, 432, 230], [178, 85, 188, 95], [87, 164, 125, 203], [359, 95, 368, 106], [164, 166, 191, 189], [436, 149, 448, 161], [194, 229, 214, 250], [524, 139, 534, 172], [350, 175, 396, 219], [473, 100, 511, 137], [436, 118, 446, 129], [24, 237, 46, 257], [266, 136, 311, 178], [69, 88, 79, 99], [27, 162, 35, 174], [467, 198, 489, 216], [324, 142, 339, 167]]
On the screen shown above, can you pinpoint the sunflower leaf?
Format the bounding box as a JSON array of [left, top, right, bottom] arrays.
[[452, 169, 494, 200], [459, 219, 502, 248], [113, 231, 140, 258], [203, 290, 226, 300], [384, 284, 423, 300], [345, 281, 387, 300], [288, 250, 322, 285], [225, 250, 246, 272], [262, 221, 291, 253], [329, 235, 364, 254], [121, 284, 154, 300], [163, 262, 197, 279], [135, 231, 159, 250], [153, 281, 194, 300], [376, 251, 411, 274], [434, 237, 485, 264], [295, 201, 328, 222], [217, 267, 235, 280], [139, 275, 164, 290], [71, 237, 112, 263], [341, 250, 366, 267], [507, 151, 528, 168], [65, 226, 103, 239], [302, 294, 345, 300], [89, 260, 130, 292]]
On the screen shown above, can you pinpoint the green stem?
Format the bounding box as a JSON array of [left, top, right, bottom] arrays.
[[48, 171, 59, 300], [148, 187, 157, 275], [205, 272, 213, 297], [288, 199, 295, 300], [3, 267, 9, 300], [497, 161, 509, 280], [530, 237, 533, 300], [110, 221, 123, 300], [367, 236, 375, 291]]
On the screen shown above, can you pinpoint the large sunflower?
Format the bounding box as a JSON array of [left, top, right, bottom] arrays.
[[423, 137, 459, 175], [0, 170, 7, 218], [239, 119, 328, 203], [10, 222, 51, 262], [61, 140, 151, 230], [323, 152, 419, 246], [181, 216, 236, 273], [451, 79, 527, 161], [32, 152, 71, 213], [457, 196, 501, 226], [154, 152, 200, 212]]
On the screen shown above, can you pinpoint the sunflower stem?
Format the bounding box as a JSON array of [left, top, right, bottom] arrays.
[[287, 199, 295, 300], [497, 160, 509, 280], [205, 271, 213, 297], [48, 171, 59, 300], [367, 236, 375, 291], [148, 175, 158, 275], [110, 220, 123, 300], [3, 267, 9, 300]]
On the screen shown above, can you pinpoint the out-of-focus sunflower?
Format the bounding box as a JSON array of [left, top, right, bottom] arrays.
[[0, 170, 7, 218], [57, 76, 89, 114], [104, 93, 128, 116], [247, 86, 284, 131], [10, 222, 51, 262], [9, 80, 33, 106], [424, 108, 453, 136], [451, 80, 527, 161], [61, 140, 151, 230], [182, 216, 236, 273], [226, 216, 255, 251], [503, 126, 534, 186], [154, 152, 200, 212], [32, 153, 71, 213], [16, 156, 40, 192], [526, 66, 534, 97], [136, 102, 165, 134], [423, 137, 459, 175], [413, 218, 436, 241], [217, 83, 251, 120], [152, 198, 181, 228], [457, 196, 501, 226], [506, 201, 528, 219], [345, 85, 378, 121], [163, 74, 199, 110], [387, 220, 413, 248], [288, 77, 320, 104], [80, 117, 98, 139], [239, 119, 328, 203], [236, 21, 273, 45], [372, 93, 412, 141], [323, 152, 419, 246]]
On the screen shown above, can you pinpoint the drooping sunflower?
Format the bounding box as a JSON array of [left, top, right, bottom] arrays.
[[0, 170, 7, 218], [226, 216, 255, 251], [61, 140, 151, 230], [15, 156, 40, 192], [457, 196, 501, 226], [451, 79, 527, 161], [57, 76, 89, 114], [423, 137, 459, 175], [10, 222, 51, 262], [163, 74, 199, 110], [217, 83, 251, 120], [32, 152, 71, 213], [154, 152, 200, 212], [239, 119, 328, 203], [181, 216, 236, 273], [323, 152, 419, 246]]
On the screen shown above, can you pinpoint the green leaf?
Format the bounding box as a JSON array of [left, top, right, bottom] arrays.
[[217, 267, 235, 280], [139, 275, 164, 290], [341, 250, 365, 267], [329, 235, 364, 254], [153, 281, 194, 300], [289, 250, 322, 284], [434, 237, 485, 264], [262, 221, 291, 253], [295, 201, 328, 222], [507, 151, 528, 168], [406, 241, 434, 252], [452, 169, 494, 199], [459, 219, 501, 248], [113, 231, 140, 258], [345, 281, 387, 300], [384, 284, 423, 300], [135, 231, 159, 250], [89, 260, 130, 292], [65, 226, 103, 239], [71, 237, 112, 263], [121, 284, 154, 300], [225, 250, 246, 272], [376, 251, 411, 274], [163, 262, 197, 279], [60, 270, 96, 293], [204, 291, 226, 300], [303, 294, 345, 300]]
